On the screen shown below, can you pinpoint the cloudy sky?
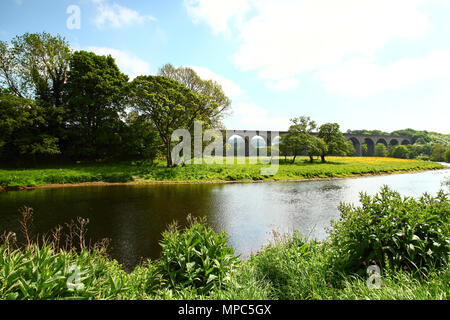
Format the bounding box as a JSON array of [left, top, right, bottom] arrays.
[[1, 0, 450, 133]]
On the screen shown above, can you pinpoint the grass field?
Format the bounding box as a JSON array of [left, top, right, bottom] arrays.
[[0, 157, 445, 189]]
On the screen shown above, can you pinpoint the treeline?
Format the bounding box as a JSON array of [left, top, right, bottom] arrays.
[[0, 32, 229, 167], [348, 128, 450, 162], [277, 117, 354, 163]]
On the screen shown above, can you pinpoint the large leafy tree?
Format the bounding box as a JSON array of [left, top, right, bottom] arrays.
[[0, 90, 60, 165], [318, 123, 352, 162], [0, 32, 72, 156], [0, 32, 71, 105], [63, 51, 128, 159], [158, 64, 231, 128], [128, 75, 208, 167], [280, 116, 318, 163]]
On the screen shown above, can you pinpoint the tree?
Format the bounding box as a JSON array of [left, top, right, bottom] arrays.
[[317, 123, 352, 162], [305, 136, 328, 162], [63, 51, 129, 159], [0, 32, 71, 105], [444, 148, 450, 163], [361, 143, 368, 156], [279, 116, 317, 163], [374, 143, 388, 157], [158, 64, 231, 128], [129, 75, 207, 167], [390, 145, 409, 159], [431, 144, 447, 162], [120, 112, 161, 161], [0, 90, 60, 165], [1, 32, 72, 154]]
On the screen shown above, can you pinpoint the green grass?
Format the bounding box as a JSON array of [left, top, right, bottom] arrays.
[[0, 156, 445, 188], [1, 235, 447, 300]]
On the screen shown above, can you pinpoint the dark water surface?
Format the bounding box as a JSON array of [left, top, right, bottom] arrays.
[[1, 167, 448, 270]]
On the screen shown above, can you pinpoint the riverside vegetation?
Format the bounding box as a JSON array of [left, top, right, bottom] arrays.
[[0, 157, 444, 189], [0, 186, 448, 300]]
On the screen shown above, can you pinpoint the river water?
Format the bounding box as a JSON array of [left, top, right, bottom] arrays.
[[0, 166, 448, 270]]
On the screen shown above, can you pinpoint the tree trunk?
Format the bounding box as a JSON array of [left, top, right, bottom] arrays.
[[321, 155, 326, 163], [291, 155, 296, 164], [309, 156, 314, 163], [166, 140, 173, 167]]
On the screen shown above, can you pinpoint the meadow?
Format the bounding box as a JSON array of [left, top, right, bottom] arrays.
[[0, 157, 445, 189]]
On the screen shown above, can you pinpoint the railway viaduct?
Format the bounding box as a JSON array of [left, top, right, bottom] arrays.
[[222, 130, 413, 157]]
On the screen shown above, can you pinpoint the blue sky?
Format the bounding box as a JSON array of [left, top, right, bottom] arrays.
[[1, 0, 450, 133]]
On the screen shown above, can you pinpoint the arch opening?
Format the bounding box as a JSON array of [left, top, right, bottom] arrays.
[[364, 138, 375, 156]]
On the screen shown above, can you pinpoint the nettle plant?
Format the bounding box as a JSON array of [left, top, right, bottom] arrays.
[[157, 215, 239, 294], [328, 186, 449, 275]]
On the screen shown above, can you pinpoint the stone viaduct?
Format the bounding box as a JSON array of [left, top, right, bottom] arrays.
[[221, 130, 413, 157]]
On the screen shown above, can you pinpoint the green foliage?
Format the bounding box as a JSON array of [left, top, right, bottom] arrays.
[[0, 91, 61, 163], [120, 112, 161, 161], [158, 64, 231, 129], [157, 215, 239, 294], [318, 123, 353, 162], [328, 186, 450, 276], [431, 144, 448, 162], [247, 232, 332, 299], [390, 145, 409, 159], [64, 50, 129, 160], [129, 75, 205, 167], [374, 143, 388, 157], [445, 149, 450, 163]]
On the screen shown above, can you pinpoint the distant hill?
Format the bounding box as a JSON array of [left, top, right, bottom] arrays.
[[347, 129, 450, 146]]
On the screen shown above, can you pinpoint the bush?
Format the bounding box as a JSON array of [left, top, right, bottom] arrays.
[[328, 186, 449, 276], [247, 232, 333, 299], [374, 143, 388, 157], [444, 149, 450, 163], [390, 145, 409, 159], [157, 215, 239, 294]]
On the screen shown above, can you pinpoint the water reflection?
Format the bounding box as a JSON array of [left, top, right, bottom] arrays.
[[0, 168, 448, 270]]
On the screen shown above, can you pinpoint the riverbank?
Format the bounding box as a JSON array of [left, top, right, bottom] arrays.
[[1, 186, 448, 300], [0, 157, 446, 191]]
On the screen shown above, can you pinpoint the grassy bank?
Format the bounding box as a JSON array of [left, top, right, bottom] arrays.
[[1, 186, 448, 300], [0, 157, 445, 189]]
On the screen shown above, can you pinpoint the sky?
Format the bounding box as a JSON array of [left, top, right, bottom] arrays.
[[1, 0, 450, 133]]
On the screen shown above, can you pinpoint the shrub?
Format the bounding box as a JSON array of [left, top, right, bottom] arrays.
[[374, 143, 388, 157], [390, 145, 409, 159], [444, 149, 450, 163], [328, 186, 449, 276], [157, 215, 239, 294], [247, 231, 333, 299]]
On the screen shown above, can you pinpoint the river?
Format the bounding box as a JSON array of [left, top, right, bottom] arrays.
[[0, 166, 449, 271]]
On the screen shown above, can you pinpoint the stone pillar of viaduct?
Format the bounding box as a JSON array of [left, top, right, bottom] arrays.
[[221, 130, 412, 157]]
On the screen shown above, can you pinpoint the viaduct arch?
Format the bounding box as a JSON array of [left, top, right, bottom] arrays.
[[222, 130, 413, 157]]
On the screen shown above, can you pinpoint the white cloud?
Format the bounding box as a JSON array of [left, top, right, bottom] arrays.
[[92, 0, 156, 29], [86, 46, 151, 79], [233, 0, 428, 80], [184, 0, 251, 34], [185, 0, 431, 91], [316, 50, 450, 96], [267, 78, 299, 91], [187, 66, 243, 97], [228, 102, 290, 130]]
